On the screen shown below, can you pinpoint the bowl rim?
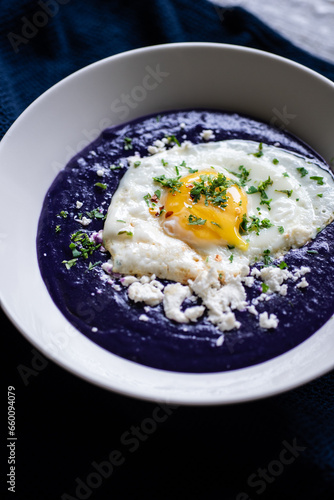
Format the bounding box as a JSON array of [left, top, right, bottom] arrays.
[[1, 42, 333, 406]]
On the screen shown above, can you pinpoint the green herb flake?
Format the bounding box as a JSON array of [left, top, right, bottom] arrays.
[[263, 249, 272, 266], [261, 283, 270, 293], [153, 174, 183, 193], [165, 134, 181, 147], [161, 159, 168, 167], [272, 158, 279, 165], [278, 226, 284, 234], [278, 261, 288, 269], [55, 225, 61, 233], [124, 137, 133, 150], [110, 164, 122, 170], [307, 250, 318, 254], [252, 142, 264, 158], [94, 182, 107, 190], [211, 221, 222, 228], [188, 214, 207, 225], [85, 208, 105, 219], [283, 172, 290, 177], [58, 210, 68, 218], [317, 193, 323, 198], [229, 254, 234, 263], [275, 189, 293, 198], [154, 189, 161, 199], [117, 219, 126, 223], [87, 261, 102, 271], [296, 167, 309, 177], [118, 230, 133, 237], [62, 258, 78, 270], [143, 193, 151, 206], [310, 176, 324, 185], [188, 168, 198, 174], [134, 161, 141, 168], [175, 166, 180, 176]]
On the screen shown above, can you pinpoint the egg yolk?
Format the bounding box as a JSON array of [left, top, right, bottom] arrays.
[[162, 170, 249, 250]]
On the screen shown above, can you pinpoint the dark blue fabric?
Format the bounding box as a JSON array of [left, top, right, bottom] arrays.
[[1, 1, 334, 498]]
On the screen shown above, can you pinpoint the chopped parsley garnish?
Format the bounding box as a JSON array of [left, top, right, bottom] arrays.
[[190, 173, 234, 209], [275, 189, 293, 197], [87, 261, 102, 271], [310, 176, 324, 185], [175, 166, 180, 176], [110, 164, 123, 170], [63, 231, 101, 269], [118, 230, 133, 236], [296, 167, 308, 177], [154, 189, 161, 199], [161, 159, 168, 166], [227, 165, 250, 186], [278, 226, 284, 234], [317, 193, 323, 198], [153, 174, 183, 193], [263, 249, 272, 266], [211, 221, 222, 228], [247, 176, 274, 208], [247, 186, 258, 195], [273, 158, 279, 165], [62, 258, 78, 270], [117, 219, 126, 223], [180, 160, 187, 167], [55, 225, 61, 233], [229, 254, 234, 263], [143, 193, 152, 206], [283, 172, 289, 177], [124, 137, 133, 150], [133, 161, 141, 168], [278, 261, 288, 269], [58, 210, 68, 218], [188, 214, 207, 225], [307, 250, 318, 254], [240, 215, 273, 235], [252, 142, 264, 158], [260, 198, 272, 210], [188, 168, 198, 174], [94, 182, 107, 190], [85, 208, 105, 219], [261, 283, 270, 293], [165, 134, 181, 147]]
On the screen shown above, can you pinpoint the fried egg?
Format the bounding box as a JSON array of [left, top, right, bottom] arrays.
[[103, 140, 334, 283]]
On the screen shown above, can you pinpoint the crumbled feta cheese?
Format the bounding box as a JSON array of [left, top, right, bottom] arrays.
[[96, 169, 104, 177], [180, 122, 186, 129], [75, 216, 92, 226], [200, 129, 215, 141], [113, 284, 121, 292], [216, 334, 225, 347], [259, 312, 279, 329], [297, 277, 309, 288], [247, 305, 258, 316], [76, 201, 83, 209], [218, 312, 241, 332], [121, 276, 138, 287], [163, 283, 205, 323], [101, 261, 113, 274], [139, 314, 149, 322], [128, 281, 164, 307], [91, 327, 98, 333]]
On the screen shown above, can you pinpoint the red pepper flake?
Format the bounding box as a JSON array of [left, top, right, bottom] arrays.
[[215, 254, 222, 262], [165, 211, 174, 218], [150, 194, 159, 203]]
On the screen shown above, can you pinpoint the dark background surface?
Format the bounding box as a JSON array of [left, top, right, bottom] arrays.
[[1, 1, 334, 498]]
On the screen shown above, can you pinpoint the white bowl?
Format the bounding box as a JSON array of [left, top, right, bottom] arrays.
[[1, 43, 333, 405]]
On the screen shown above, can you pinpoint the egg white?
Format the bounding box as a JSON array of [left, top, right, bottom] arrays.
[[103, 140, 334, 283]]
